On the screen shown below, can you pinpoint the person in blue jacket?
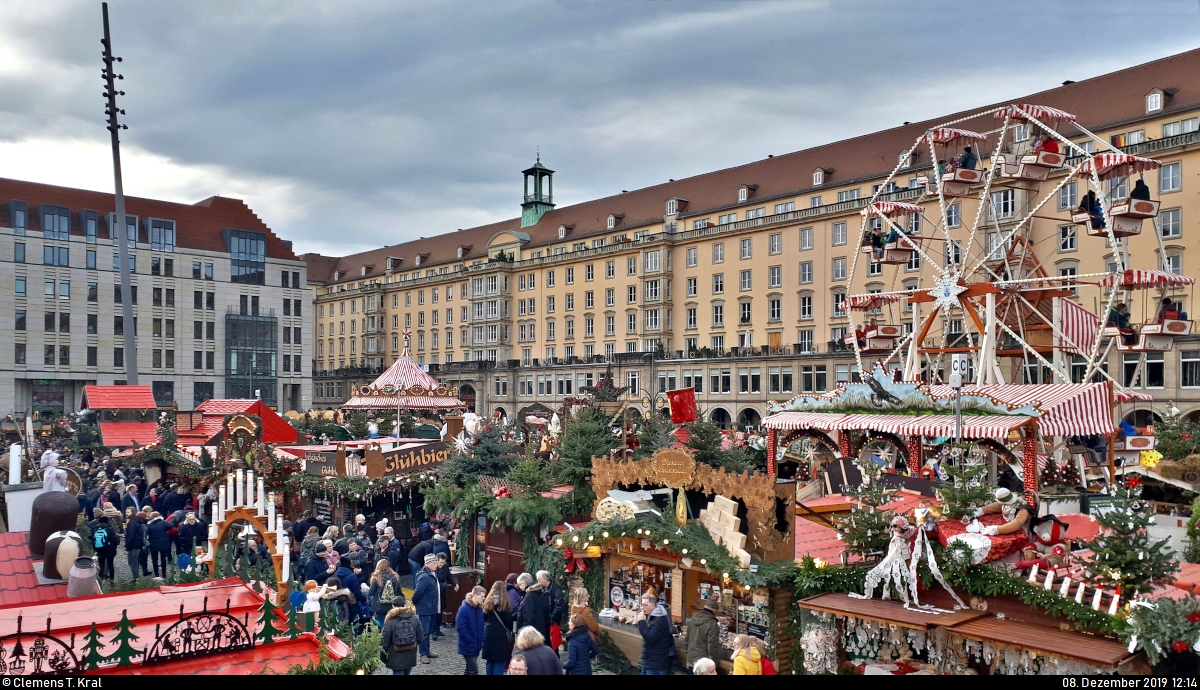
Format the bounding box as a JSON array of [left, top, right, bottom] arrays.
[[563, 613, 599, 675], [456, 585, 487, 675], [412, 553, 442, 664]]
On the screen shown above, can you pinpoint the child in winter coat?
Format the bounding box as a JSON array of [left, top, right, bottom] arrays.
[[563, 613, 599, 675], [456, 585, 487, 675]]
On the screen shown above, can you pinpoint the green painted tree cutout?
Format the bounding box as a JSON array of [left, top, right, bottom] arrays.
[[104, 609, 143, 666], [284, 606, 304, 640], [81, 623, 106, 670], [253, 598, 285, 645]]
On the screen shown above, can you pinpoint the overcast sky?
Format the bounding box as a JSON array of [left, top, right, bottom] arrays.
[[0, 0, 1198, 256]]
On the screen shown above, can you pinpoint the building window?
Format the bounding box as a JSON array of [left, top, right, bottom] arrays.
[[799, 295, 812, 321], [800, 227, 813, 251], [712, 243, 724, 263], [1182, 351, 1200, 388], [1161, 162, 1182, 193], [740, 238, 752, 260], [1161, 208, 1182, 238], [832, 222, 847, 246], [627, 257, 637, 276], [868, 261, 882, 276], [768, 233, 782, 255], [836, 189, 860, 202], [767, 265, 782, 288], [989, 189, 1015, 219], [718, 212, 737, 224], [774, 201, 795, 215], [627, 313, 637, 334], [813, 170, 824, 186], [1166, 253, 1183, 274], [798, 329, 814, 353], [833, 292, 846, 317], [712, 274, 724, 294], [149, 219, 175, 252], [713, 304, 724, 327], [686, 307, 697, 329], [1058, 183, 1077, 210], [740, 270, 752, 291], [1147, 92, 1162, 113], [739, 301, 752, 325], [1059, 225, 1077, 252], [226, 230, 266, 284]]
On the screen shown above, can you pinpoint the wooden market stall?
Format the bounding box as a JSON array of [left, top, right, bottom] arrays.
[[571, 447, 797, 673], [798, 590, 1147, 675]]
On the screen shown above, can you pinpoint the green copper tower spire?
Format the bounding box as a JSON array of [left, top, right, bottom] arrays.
[[520, 151, 554, 227]]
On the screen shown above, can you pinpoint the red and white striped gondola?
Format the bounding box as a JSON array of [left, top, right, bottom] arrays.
[[859, 202, 925, 264], [1098, 270, 1195, 352], [1072, 154, 1164, 238]]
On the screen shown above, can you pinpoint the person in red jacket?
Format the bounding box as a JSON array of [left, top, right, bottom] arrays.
[[1034, 133, 1059, 154]]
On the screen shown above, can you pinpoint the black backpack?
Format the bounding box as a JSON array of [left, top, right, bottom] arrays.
[[391, 616, 417, 651]]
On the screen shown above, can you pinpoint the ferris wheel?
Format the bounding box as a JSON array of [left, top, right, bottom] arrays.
[[839, 103, 1196, 394]]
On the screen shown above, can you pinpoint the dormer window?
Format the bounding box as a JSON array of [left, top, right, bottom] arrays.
[[457, 247, 464, 259], [607, 214, 623, 230], [558, 226, 566, 239], [386, 257, 401, 271], [899, 152, 911, 168], [738, 188, 747, 202], [333, 270, 342, 281], [361, 265, 369, 277], [812, 169, 825, 186], [1147, 89, 1163, 113], [415, 255, 422, 266], [666, 199, 676, 216]]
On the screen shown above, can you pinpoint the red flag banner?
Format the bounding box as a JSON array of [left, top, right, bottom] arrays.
[[666, 387, 698, 424]]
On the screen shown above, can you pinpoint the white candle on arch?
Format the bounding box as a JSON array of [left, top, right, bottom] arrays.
[[236, 469, 244, 507], [246, 470, 255, 509], [257, 478, 266, 516], [268, 491, 276, 527]]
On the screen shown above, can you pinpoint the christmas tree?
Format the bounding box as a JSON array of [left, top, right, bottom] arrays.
[[441, 422, 520, 486], [581, 365, 629, 402], [253, 598, 286, 645], [554, 406, 619, 505], [346, 413, 370, 440], [685, 420, 750, 472], [1084, 477, 1179, 597], [1039, 456, 1082, 492], [104, 610, 142, 666], [1155, 409, 1200, 461], [633, 412, 677, 460], [81, 623, 106, 670], [938, 458, 992, 520], [284, 606, 304, 640], [835, 460, 895, 560]]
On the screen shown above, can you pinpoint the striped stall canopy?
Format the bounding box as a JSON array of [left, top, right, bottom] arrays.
[[841, 293, 903, 312], [1074, 153, 1162, 181], [1098, 269, 1197, 290], [994, 104, 1076, 122], [1060, 298, 1099, 356], [340, 353, 464, 411], [927, 383, 1115, 436], [1115, 389, 1154, 403], [928, 127, 987, 145], [762, 411, 1029, 438], [860, 201, 925, 218]]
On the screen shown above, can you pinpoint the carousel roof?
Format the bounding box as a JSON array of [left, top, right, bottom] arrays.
[[341, 339, 463, 411]]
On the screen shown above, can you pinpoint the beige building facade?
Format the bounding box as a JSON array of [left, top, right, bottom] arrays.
[[307, 49, 1200, 428]]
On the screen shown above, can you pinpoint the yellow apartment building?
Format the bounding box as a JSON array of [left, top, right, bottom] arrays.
[[305, 48, 1200, 428]]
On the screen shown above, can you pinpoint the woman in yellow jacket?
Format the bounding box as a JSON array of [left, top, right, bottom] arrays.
[[732, 635, 762, 675]]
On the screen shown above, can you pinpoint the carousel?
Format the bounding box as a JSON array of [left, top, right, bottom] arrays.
[[340, 329, 465, 417]]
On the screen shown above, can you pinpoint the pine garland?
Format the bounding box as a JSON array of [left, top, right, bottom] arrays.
[[1124, 596, 1200, 665], [284, 471, 436, 501], [551, 517, 795, 588]]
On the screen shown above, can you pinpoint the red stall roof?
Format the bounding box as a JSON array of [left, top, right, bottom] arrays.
[[99, 421, 162, 448], [178, 399, 298, 444], [0, 532, 69, 606], [82, 385, 157, 410]]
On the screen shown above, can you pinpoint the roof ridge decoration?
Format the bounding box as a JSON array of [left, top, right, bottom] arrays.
[[770, 363, 1040, 418]]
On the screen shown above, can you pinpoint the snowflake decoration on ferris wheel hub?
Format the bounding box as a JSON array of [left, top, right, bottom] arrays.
[[929, 274, 967, 311]]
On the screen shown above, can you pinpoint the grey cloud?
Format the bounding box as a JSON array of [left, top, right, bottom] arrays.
[[0, 0, 1197, 255]]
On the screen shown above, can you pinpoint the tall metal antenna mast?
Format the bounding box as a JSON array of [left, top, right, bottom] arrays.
[[102, 2, 137, 384]]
